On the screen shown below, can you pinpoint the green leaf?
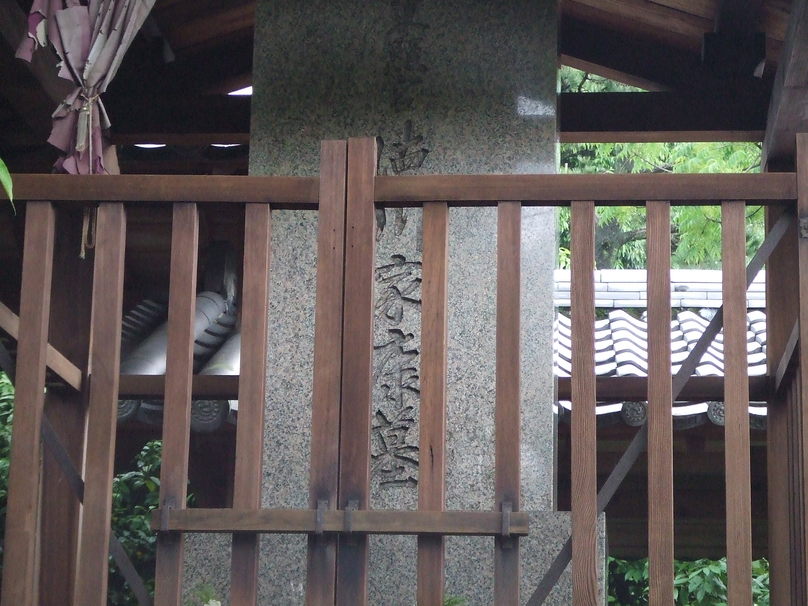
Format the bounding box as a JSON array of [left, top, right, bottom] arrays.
[[0, 157, 13, 213]]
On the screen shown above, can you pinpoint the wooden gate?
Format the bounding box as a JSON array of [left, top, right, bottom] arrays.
[[1, 135, 807, 605]]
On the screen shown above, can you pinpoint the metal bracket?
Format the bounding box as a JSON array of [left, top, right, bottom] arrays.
[[500, 501, 514, 549], [160, 497, 176, 532], [315, 499, 328, 535], [344, 500, 359, 545], [799, 216, 808, 239]]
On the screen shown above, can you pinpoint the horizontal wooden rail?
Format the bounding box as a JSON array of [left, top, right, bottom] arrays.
[[118, 374, 238, 398], [151, 509, 530, 537], [11, 173, 797, 207], [557, 375, 769, 402], [12, 174, 319, 205], [375, 173, 796, 204], [0, 301, 82, 391], [118, 374, 770, 403]]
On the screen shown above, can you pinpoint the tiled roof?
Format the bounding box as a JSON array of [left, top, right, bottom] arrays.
[[553, 269, 766, 309]]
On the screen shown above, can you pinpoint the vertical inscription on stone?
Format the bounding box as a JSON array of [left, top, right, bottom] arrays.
[[385, 0, 429, 111], [372, 255, 422, 488]]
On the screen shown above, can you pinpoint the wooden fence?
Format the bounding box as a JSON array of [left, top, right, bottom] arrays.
[[0, 135, 806, 605]]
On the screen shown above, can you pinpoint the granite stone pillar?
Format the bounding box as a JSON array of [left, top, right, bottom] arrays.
[[183, 1, 605, 604]]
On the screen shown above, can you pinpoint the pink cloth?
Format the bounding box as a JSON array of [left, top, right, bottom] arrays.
[[16, 0, 155, 174]]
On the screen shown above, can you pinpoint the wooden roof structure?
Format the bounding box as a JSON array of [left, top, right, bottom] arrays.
[[0, 0, 806, 173]]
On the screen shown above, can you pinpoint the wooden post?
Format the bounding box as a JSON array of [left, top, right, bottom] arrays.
[[646, 201, 673, 605], [306, 140, 348, 605], [722, 201, 752, 605], [73, 204, 127, 606], [336, 137, 377, 606], [795, 132, 808, 602], [1, 202, 56, 606], [570, 200, 598, 605], [417, 201, 449, 604], [229, 203, 271, 605], [494, 201, 521, 605], [39, 207, 93, 606], [154, 203, 199, 606]]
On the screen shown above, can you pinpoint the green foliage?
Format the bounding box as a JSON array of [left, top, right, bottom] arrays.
[[557, 67, 763, 270], [608, 557, 770, 606], [0, 157, 12, 210], [443, 597, 468, 606], [108, 440, 162, 605], [0, 372, 14, 567]]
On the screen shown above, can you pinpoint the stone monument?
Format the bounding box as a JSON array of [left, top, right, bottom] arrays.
[[183, 1, 605, 604]]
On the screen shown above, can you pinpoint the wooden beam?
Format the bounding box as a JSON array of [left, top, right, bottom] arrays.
[[762, 0, 808, 164], [560, 91, 769, 141], [12, 174, 318, 205], [374, 173, 796, 204], [152, 508, 530, 537], [557, 375, 769, 402], [162, 3, 254, 52], [0, 300, 82, 390]]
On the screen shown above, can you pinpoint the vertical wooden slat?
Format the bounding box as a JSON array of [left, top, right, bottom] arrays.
[[570, 200, 598, 606], [306, 139, 348, 605], [494, 201, 521, 605], [229, 203, 271, 605], [722, 200, 752, 606], [336, 137, 377, 606], [0, 201, 55, 606], [154, 203, 199, 606], [796, 132, 808, 604], [646, 201, 673, 606], [73, 204, 127, 606], [417, 201, 449, 604], [764, 204, 797, 605], [40, 207, 93, 606]]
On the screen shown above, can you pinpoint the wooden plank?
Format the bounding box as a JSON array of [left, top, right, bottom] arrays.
[[646, 202, 673, 606], [118, 373, 238, 399], [560, 91, 769, 141], [153, 204, 199, 606], [152, 509, 530, 536], [229, 203, 271, 606], [556, 375, 769, 402], [570, 201, 598, 606], [495, 201, 521, 605], [722, 201, 753, 605], [561, 130, 765, 144], [306, 140, 348, 605], [0, 300, 82, 390], [374, 173, 796, 205], [336, 137, 377, 605], [416, 201, 449, 604], [762, 0, 808, 165], [0, 201, 55, 606], [795, 132, 808, 603], [773, 320, 799, 395], [12, 174, 319, 205], [73, 204, 127, 606]]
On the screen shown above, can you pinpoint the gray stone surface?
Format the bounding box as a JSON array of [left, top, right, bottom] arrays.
[[182, 0, 593, 604]]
